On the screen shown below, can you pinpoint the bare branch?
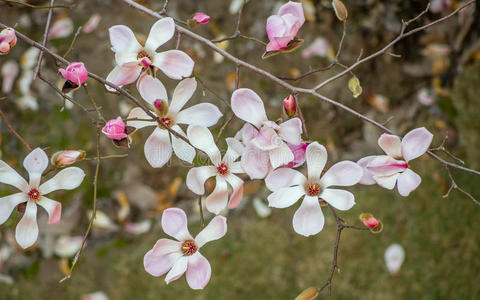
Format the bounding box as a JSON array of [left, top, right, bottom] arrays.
[[33, 0, 55, 80], [0, 107, 32, 151]]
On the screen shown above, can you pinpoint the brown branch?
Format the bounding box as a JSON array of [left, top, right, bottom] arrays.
[[442, 165, 480, 207], [37, 73, 89, 112], [0, 107, 32, 151], [3, 0, 69, 9], [293, 94, 309, 140], [33, 0, 55, 80]]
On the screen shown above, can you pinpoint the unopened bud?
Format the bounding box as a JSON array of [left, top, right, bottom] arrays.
[[295, 287, 319, 300], [153, 99, 169, 117], [192, 13, 211, 24], [332, 0, 348, 21], [348, 76, 362, 98], [282, 94, 297, 117], [0, 28, 17, 55], [51, 150, 86, 167], [359, 213, 383, 233]]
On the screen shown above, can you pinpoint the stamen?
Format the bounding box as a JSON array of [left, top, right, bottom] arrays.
[[28, 188, 41, 201], [181, 240, 198, 256], [160, 117, 173, 128], [306, 183, 321, 196], [217, 163, 229, 176]]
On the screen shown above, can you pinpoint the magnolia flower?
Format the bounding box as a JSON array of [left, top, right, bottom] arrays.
[[301, 37, 332, 59], [51, 150, 86, 167], [59, 62, 88, 86], [384, 243, 405, 275], [144, 207, 227, 289], [127, 75, 222, 168], [358, 127, 433, 197], [186, 125, 245, 214], [0, 148, 85, 249], [192, 13, 211, 24], [1, 60, 19, 93], [265, 142, 363, 236], [102, 117, 127, 140], [266, 1, 305, 52], [106, 18, 194, 91], [83, 14, 101, 34], [0, 28, 17, 54], [48, 16, 74, 39], [231, 88, 303, 179]]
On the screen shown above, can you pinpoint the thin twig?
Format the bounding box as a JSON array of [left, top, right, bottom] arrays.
[[33, 0, 55, 80], [0, 107, 32, 151], [83, 154, 128, 161], [3, 0, 69, 9], [37, 73, 89, 112], [198, 196, 205, 229], [442, 165, 480, 207], [63, 26, 82, 58], [293, 94, 309, 140]]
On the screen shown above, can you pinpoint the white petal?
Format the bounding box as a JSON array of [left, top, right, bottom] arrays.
[[0, 160, 29, 191], [397, 169, 421, 197], [153, 50, 195, 80], [161, 207, 192, 241], [187, 125, 221, 166], [269, 142, 294, 169], [384, 244, 405, 275], [278, 118, 302, 145], [23, 148, 48, 188], [229, 162, 244, 174], [230, 88, 268, 128], [223, 138, 244, 164], [145, 18, 175, 52], [108, 24, 142, 53], [195, 215, 227, 248], [224, 174, 244, 209], [0, 193, 27, 225], [165, 256, 188, 284], [378, 134, 402, 159], [137, 73, 168, 106], [320, 161, 363, 188], [265, 168, 306, 191], [186, 166, 217, 195], [357, 156, 377, 185], [144, 248, 182, 277], [205, 176, 228, 214], [171, 125, 195, 163], [292, 195, 324, 237], [126, 107, 155, 130], [401, 127, 433, 162], [105, 64, 141, 92], [169, 78, 197, 114], [176, 103, 223, 127], [321, 188, 355, 211], [267, 186, 305, 208], [185, 252, 211, 290], [373, 173, 399, 190], [144, 127, 172, 168], [15, 200, 38, 249], [115, 51, 139, 66], [306, 142, 327, 181], [39, 167, 85, 195], [37, 196, 62, 224]]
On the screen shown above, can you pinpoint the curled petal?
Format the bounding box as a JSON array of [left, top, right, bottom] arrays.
[[145, 18, 175, 52], [401, 127, 433, 162], [144, 248, 182, 277], [15, 201, 38, 249], [0, 160, 29, 192], [153, 50, 194, 80], [397, 169, 421, 197], [225, 174, 243, 209], [278, 118, 302, 145], [321, 188, 355, 211], [373, 173, 399, 190], [306, 142, 327, 181], [186, 166, 217, 195], [176, 103, 223, 127], [161, 207, 192, 241], [293, 195, 324, 237], [378, 134, 402, 159], [205, 176, 228, 215], [137, 73, 168, 105], [195, 215, 227, 248], [144, 127, 172, 168], [186, 252, 211, 290], [265, 168, 306, 191], [105, 64, 141, 92], [39, 167, 85, 195], [367, 155, 407, 177], [267, 185, 305, 208], [37, 196, 62, 224], [357, 156, 377, 185], [231, 89, 268, 128], [187, 125, 221, 166], [269, 142, 294, 169], [278, 1, 305, 25], [0, 193, 27, 225], [171, 125, 195, 163], [165, 256, 188, 284], [320, 161, 363, 188], [108, 25, 142, 53]]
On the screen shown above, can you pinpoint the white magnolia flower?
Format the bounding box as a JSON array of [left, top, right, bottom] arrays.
[[0, 148, 85, 249], [384, 243, 405, 275]]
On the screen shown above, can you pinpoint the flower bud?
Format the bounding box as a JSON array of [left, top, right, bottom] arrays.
[[59, 62, 88, 87], [295, 287, 319, 300], [348, 76, 362, 98], [153, 99, 169, 117], [0, 28, 17, 55], [51, 150, 86, 167], [102, 117, 127, 140], [282, 94, 297, 117], [192, 13, 211, 24], [332, 0, 348, 21], [359, 213, 383, 233]]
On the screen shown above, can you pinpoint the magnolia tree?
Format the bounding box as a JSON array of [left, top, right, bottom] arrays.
[[0, 0, 478, 298]]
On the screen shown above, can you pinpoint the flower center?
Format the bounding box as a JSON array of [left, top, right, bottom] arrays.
[[217, 163, 229, 176], [181, 240, 198, 256], [306, 183, 321, 196], [160, 117, 173, 128], [28, 188, 41, 201], [137, 50, 152, 67]]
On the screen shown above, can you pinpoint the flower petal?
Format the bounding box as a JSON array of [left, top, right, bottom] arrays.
[[366, 155, 407, 177], [161, 207, 192, 241], [205, 176, 228, 214], [186, 252, 211, 290], [187, 125, 221, 165], [151, 238, 182, 256], [15, 200, 38, 249], [144, 127, 172, 168], [401, 127, 433, 162], [144, 248, 183, 277], [108, 25, 142, 53], [278, 118, 302, 145], [37, 196, 62, 224], [278, 1, 305, 25], [231, 88, 268, 128], [357, 156, 377, 185], [165, 256, 188, 284], [252, 126, 281, 151], [0, 160, 29, 191], [229, 162, 244, 174], [126, 107, 155, 130], [265, 167, 306, 191], [397, 169, 421, 197], [269, 142, 294, 169], [320, 161, 363, 188], [23, 148, 49, 188], [223, 137, 245, 164], [186, 166, 217, 195], [171, 125, 195, 163], [195, 215, 227, 248], [39, 167, 85, 195], [105, 64, 141, 92], [267, 185, 305, 208], [378, 134, 402, 159], [240, 145, 270, 179], [145, 18, 175, 52], [321, 188, 355, 211], [306, 142, 327, 181], [292, 195, 324, 237], [0, 193, 27, 225], [225, 174, 243, 209], [176, 103, 223, 127], [153, 50, 194, 80], [137, 73, 168, 105], [169, 77, 197, 113], [373, 173, 399, 190]]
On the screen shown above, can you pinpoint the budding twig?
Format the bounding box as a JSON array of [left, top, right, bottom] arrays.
[[0, 107, 32, 151]]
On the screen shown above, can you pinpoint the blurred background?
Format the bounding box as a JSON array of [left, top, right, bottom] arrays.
[[1, 0, 480, 299]]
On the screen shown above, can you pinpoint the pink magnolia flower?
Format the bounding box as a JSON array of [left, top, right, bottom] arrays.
[[102, 116, 127, 140], [144, 207, 227, 289], [266, 1, 305, 52], [358, 127, 433, 197], [83, 14, 101, 34], [186, 125, 245, 214], [384, 243, 405, 275], [301, 37, 331, 59], [1, 60, 19, 93], [283, 142, 307, 168], [48, 17, 74, 39], [127, 75, 222, 168], [0, 148, 85, 249], [231, 88, 303, 179], [106, 18, 194, 91], [193, 13, 211, 24], [265, 142, 363, 236], [59, 62, 88, 86], [0, 28, 17, 54]]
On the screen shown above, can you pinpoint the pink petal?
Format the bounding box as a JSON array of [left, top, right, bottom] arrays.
[[267, 185, 305, 208], [278, 1, 306, 26], [306, 142, 327, 181], [321, 188, 355, 211], [186, 166, 217, 195], [145, 18, 175, 52], [401, 127, 433, 162], [15, 200, 38, 249], [137, 73, 168, 106], [366, 155, 407, 177], [39, 167, 85, 195], [186, 125, 221, 165], [186, 252, 211, 289], [194, 215, 227, 248], [357, 156, 377, 185], [126, 107, 155, 130], [144, 127, 172, 168], [252, 126, 281, 151], [105, 64, 142, 92], [192, 13, 211, 24], [266, 37, 292, 52], [292, 195, 324, 237], [373, 173, 400, 190], [0, 160, 29, 191], [278, 118, 302, 145], [144, 248, 182, 277], [266, 15, 287, 42], [284, 142, 308, 168], [169, 77, 197, 114], [23, 148, 49, 188], [378, 134, 402, 159], [153, 50, 194, 80], [151, 238, 182, 256], [205, 176, 228, 214], [0, 193, 27, 225], [320, 161, 363, 188], [225, 174, 244, 209], [240, 145, 270, 179], [37, 196, 62, 224], [171, 125, 196, 163], [231, 89, 268, 128], [239, 123, 259, 143], [397, 169, 421, 197], [108, 25, 142, 53], [176, 103, 223, 127], [265, 168, 306, 191], [1, 60, 19, 94], [161, 208, 192, 241], [269, 142, 294, 169], [165, 256, 188, 284]]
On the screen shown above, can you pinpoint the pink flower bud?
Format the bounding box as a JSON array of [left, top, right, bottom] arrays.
[[102, 117, 127, 140], [359, 213, 383, 233], [51, 150, 86, 167], [266, 1, 305, 52], [193, 13, 211, 24], [282, 94, 297, 117], [0, 28, 17, 54], [59, 62, 88, 86]]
